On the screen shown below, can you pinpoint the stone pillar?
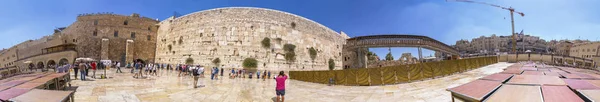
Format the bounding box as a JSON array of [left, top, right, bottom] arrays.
[[356, 47, 368, 68], [418, 46, 423, 62], [101, 38, 109, 60], [125, 40, 134, 63]]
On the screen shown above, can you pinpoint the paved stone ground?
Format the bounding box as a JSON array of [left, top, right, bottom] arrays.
[[69, 62, 513, 102]]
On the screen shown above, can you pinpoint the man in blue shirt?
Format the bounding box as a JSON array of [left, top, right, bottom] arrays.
[[211, 67, 219, 80]]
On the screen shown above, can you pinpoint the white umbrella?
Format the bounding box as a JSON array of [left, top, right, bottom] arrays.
[[23, 61, 32, 64]]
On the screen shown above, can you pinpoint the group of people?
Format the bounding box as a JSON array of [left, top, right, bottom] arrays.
[[227, 69, 273, 81], [132, 61, 164, 78], [69, 61, 105, 81], [65, 60, 288, 102]]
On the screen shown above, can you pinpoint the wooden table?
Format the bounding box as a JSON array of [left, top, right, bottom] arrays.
[[563, 79, 600, 90], [572, 73, 599, 79], [586, 80, 600, 87], [484, 84, 543, 102], [447, 80, 502, 102], [480, 73, 513, 82], [10, 89, 74, 102], [0, 88, 29, 100], [548, 69, 566, 73], [500, 69, 523, 75], [29, 77, 56, 89], [521, 71, 545, 75], [0, 86, 10, 91], [521, 67, 538, 71], [578, 90, 600, 102], [562, 73, 586, 79], [543, 72, 562, 77], [506, 75, 566, 86], [0, 80, 26, 87], [541, 85, 584, 102], [13, 82, 46, 89]]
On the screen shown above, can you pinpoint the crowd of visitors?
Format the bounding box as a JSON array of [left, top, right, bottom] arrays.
[[63, 60, 287, 101]]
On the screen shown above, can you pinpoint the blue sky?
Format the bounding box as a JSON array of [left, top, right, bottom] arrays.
[[1, 0, 599, 60]]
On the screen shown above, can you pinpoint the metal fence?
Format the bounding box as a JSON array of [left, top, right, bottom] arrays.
[[289, 56, 498, 86]]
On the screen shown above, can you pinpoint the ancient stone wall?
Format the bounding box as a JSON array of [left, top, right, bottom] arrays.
[[57, 13, 159, 63], [4, 13, 158, 72], [156, 7, 346, 71]]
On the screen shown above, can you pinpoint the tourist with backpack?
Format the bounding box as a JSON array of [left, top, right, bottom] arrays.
[[192, 65, 202, 88]]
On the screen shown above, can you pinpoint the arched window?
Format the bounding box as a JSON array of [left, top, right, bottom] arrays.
[[124, 20, 128, 25]]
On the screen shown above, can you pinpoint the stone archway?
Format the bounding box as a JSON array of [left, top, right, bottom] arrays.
[[28, 63, 35, 71], [47, 60, 56, 71], [59, 58, 69, 66], [36, 62, 44, 70]]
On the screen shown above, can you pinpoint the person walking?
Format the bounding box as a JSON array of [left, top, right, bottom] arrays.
[[211, 67, 219, 80], [230, 69, 234, 77], [178, 64, 183, 77], [199, 66, 205, 78], [263, 70, 267, 81], [99, 62, 106, 78], [73, 62, 79, 80], [220, 68, 224, 76], [86, 62, 92, 76], [133, 62, 141, 78], [116, 62, 122, 73], [153, 63, 158, 76], [256, 70, 261, 79], [268, 71, 271, 79], [79, 62, 87, 81], [130, 62, 135, 73], [275, 71, 287, 102], [91, 62, 97, 78]]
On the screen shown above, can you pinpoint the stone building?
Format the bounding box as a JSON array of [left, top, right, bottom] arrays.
[[0, 47, 18, 76], [569, 42, 600, 67], [547, 40, 573, 56], [454, 39, 471, 54], [155, 7, 347, 71], [454, 34, 548, 55], [570, 42, 600, 59], [1, 13, 159, 74]]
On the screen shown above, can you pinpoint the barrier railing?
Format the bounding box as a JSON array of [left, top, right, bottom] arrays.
[[289, 56, 498, 86]]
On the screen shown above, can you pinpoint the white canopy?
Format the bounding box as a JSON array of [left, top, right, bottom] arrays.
[[75, 58, 95, 62]]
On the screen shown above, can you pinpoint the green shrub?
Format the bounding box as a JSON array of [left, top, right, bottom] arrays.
[[261, 37, 271, 48], [328, 58, 335, 70]]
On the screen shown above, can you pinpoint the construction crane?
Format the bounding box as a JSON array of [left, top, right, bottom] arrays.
[[446, 0, 525, 53]]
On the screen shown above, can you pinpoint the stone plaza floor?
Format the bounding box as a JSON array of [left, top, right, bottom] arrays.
[[69, 62, 513, 102]]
